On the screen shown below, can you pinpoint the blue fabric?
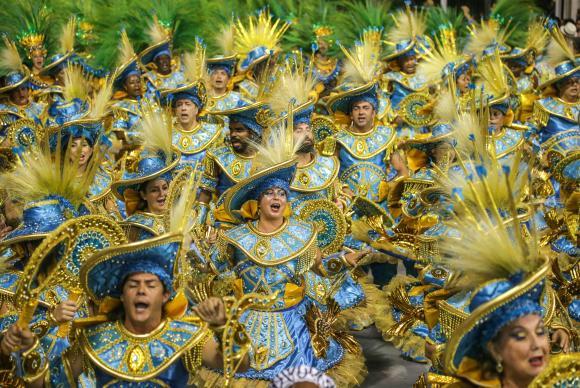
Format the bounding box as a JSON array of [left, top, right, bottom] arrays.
[[3, 72, 28, 88], [2, 195, 77, 243], [114, 150, 175, 198], [294, 105, 314, 125], [207, 59, 236, 76], [113, 61, 140, 89], [86, 240, 179, 299], [47, 98, 89, 126], [141, 42, 171, 65], [254, 177, 291, 200], [239, 46, 272, 72]]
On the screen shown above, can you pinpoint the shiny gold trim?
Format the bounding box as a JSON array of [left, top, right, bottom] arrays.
[[247, 218, 289, 237], [539, 61, 580, 89], [222, 219, 318, 267], [0, 67, 31, 94], [138, 39, 171, 64], [209, 148, 255, 183], [80, 318, 210, 381], [172, 122, 223, 155], [290, 154, 339, 193], [39, 52, 73, 76], [444, 257, 550, 374], [335, 125, 396, 160], [213, 100, 266, 116]]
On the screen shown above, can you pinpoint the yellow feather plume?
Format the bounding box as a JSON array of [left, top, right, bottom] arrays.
[[216, 23, 236, 55], [433, 88, 457, 123], [136, 102, 173, 163], [386, 5, 426, 43], [417, 28, 462, 85], [526, 21, 549, 55], [63, 65, 90, 102], [234, 10, 290, 56], [147, 15, 170, 45], [476, 53, 509, 103], [340, 29, 383, 84], [118, 30, 136, 66], [182, 39, 206, 82], [0, 38, 24, 74], [465, 20, 512, 57], [88, 77, 113, 119], [250, 107, 303, 172], [450, 104, 488, 161], [60, 17, 76, 54], [267, 54, 316, 116], [545, 22, 575, 66], [0, 139, 98, 207]]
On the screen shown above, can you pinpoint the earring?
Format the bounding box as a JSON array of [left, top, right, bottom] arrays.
[[496, 359, 503, 374]]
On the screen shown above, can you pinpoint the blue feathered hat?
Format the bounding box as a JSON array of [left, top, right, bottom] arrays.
[[113, 60, 141, 91], [161, 81, 207, 110], [0, 69, 31, 95], [327, 81, 379, 115], [80, 233, 182, 302], [216, 100, 270, 137], [139, 39, 172, 67], [206, 54, 237, 77]]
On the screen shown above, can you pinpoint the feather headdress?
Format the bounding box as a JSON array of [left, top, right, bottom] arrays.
[[0, 139, 98, 208], [385, 4, 426, 44], [417, 26, 463, 85], [59, 16, 76, 54], [340, 27, 383, 84], [545, 19, 576, 66], [267, 53, 316, 116], [182, 38, 207, 83], [147, 14, 171, 45], [0, 38, 25, 75], [525, 20, 549, 56], [62, 65, 90, 102], [465, 20, 512, 57], [215, 23, 235, 56], [233, 10, 290, 57], [476, 52, 510, 105], [136, 102, 173, 164], [117, 29, 137, 66]]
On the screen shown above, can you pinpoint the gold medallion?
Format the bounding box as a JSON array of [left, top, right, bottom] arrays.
[[127, 345, 145, 372], [232, 160, 241, 176]]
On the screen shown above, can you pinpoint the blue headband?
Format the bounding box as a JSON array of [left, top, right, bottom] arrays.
[[120, 261, 173, 294], [171, 92, 203, 109], [349, 95, 378, 113], [254, 178, 290, 200], [153, 49, 171, 62]]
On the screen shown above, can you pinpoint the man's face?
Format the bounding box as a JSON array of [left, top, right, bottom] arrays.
[[121, 272, 169, 329], [9, 86, 30, 106], [229, 121, 252, 153], [350, 100, 376, 130], [174, 99, 198, 127], [154, 54, 171, 75], [557, 76, 579, 102], [210, 68, 230, 91], [398, 54, 417, 74], [294, 123, 314, 154], [3, 197, 23, 228], [55, 68, 66, 85], [317, 39, 329, 55], [123, 75, 142, 98]]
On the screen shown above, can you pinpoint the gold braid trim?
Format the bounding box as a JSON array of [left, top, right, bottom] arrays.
[[184, 332, 211, 375], [532, 101, 549, 127]]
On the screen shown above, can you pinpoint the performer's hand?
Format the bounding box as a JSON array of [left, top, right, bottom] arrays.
[[193, 297, 227, 327], [344, 249, 370, 266], [1, 325, 35, 355], [552, 328, 570, 353], [52, 300, 79, 324]]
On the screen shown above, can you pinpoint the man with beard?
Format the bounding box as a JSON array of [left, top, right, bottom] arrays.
[[197, 101, 267, 228]]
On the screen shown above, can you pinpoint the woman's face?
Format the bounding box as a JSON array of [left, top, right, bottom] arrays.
[[31, 51, 45, 70], [489, 108, 506, 131], [70, 138, 93, 168], [490, 314, 550, 383], [456, 73, 471, 94], [258, 187, 287, 221], [140, 179, 169, 214]]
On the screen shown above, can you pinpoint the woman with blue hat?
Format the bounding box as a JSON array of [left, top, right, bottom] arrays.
[[198, 124, 367, 387], [0, 38, 47, 150], [112, 105, 181, 241]]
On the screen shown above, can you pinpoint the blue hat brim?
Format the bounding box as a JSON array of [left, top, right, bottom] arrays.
[[1, 200, 73, 246], [0, 68, 31, 95], [223, 159, 297, 222], [207, 54, 237, 75], [160, 81, 207, 109], [139, 40, 171, 66], [539, 60, 580, 89], [113, 58, 141, 89], [382, 39, 418, 62], [81, 233, 182, 302], [111, 150, 181, 200], [327, 81, 378, 115], [444, 259, 549, 374], [40, 52, 74, 76]]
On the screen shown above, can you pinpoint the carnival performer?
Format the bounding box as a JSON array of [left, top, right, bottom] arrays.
[[110, 31, 146, 148], [139, 16, 186, 93], [163, 39, 224, 171], [0, 38, 46, 150], [232, 10, 289, 101], [197, 122, 367, 386], [197, 100, 268, 227], [112, 104, 181, 242]]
